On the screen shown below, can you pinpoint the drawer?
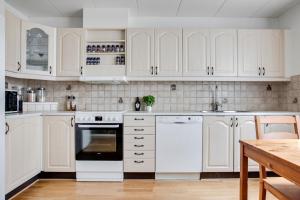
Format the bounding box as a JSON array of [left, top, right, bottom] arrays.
[[124, 151, 155, 159], [124, 126, 155, 135], [124, 116, 155, 126], [124, 135, 155, 150], [124, 158, 155, 172]]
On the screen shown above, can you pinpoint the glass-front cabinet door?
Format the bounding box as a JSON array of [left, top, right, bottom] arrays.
[[21, 21, 55, 76]]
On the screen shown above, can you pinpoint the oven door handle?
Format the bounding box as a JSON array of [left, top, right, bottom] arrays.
[[77, 125, 120, 128]]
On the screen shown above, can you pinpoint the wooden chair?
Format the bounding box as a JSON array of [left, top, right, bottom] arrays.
[[255, 116, 300, 200]]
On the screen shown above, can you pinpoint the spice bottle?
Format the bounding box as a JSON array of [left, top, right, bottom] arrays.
[[66, 96, 71, 111], [71, 96, 77, 111]]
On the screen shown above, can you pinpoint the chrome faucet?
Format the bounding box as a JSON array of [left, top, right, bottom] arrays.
[[211, 85, 221, 112]]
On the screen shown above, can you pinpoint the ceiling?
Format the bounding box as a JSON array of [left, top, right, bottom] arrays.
[[5, 0, 300, 18]]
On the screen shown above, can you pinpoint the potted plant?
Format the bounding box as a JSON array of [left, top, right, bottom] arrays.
[[143, 95, 155, 112]]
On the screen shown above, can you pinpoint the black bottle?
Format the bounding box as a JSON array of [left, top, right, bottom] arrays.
[[135, 97, 141, 111]]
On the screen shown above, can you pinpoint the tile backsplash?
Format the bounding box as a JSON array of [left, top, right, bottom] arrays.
[[6, 77, 292, 112]]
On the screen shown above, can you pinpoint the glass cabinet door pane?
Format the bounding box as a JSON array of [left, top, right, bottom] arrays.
[[26, 28, 49, 72]]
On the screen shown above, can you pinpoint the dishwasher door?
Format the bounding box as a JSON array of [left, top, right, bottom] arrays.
[[156, 116, 203, 173]]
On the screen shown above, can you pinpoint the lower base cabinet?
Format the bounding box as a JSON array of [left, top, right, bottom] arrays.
[[43, 116, 75, 172], [5, 116, 42, 193]]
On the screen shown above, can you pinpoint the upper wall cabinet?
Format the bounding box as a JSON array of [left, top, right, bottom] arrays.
[[155, 29, 182, 77], [56, 28, 84, 77], [183, 29, 210, 76], [21, 21, 55, 76], [5, 10, 21, 72], [210, 30, 238, 77], [238, 30, 284, 77], [127, 29, 154, 77]]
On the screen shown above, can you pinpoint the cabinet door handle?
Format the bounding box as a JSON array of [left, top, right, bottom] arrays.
[[235, 117, 238, 127], [134, 152, 144, 156], [134, 128, 144, 131], [134, 160, 144, 164], [150, 66, 154, 75], [71, 117, 74, 127], [155, 66, 158, 75], [5, 123, 9, 134], [134, 137, 144, 140], [230, 118, 234, 127], [207, 66, 210, 75], [134, 145, 144, 148], [17, 62, 21, 71], [262, 67, 265, 76], [134, 118, 144, 121], [211, 67, 214, 75], [49, 66, 52, 74], [80, 66, 83, 75], [258, 67, 261, 76]]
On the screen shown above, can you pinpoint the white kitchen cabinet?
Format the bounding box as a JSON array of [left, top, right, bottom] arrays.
[[5, 116, 42, 193], [203, 116, 234, 172], [56, 28, 84, 77], [127, 29, 155, 77], [261, 30, 284, 77], [5, 10, 21, 72], [21, 21, 56, 76], [183, 29, 210, 76], [210, 30, 238, 77], [238, 30, 284, 78], [43, 116, 75, 172], [233, 116, 258, 172], [155, 29, 182, 77]]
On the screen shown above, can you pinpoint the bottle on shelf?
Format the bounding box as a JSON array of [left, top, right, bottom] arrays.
[[120, 45, 124, 52], [116, 56, 120, 65]]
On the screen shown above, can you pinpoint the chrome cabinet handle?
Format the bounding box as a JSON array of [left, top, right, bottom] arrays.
[[155, 66, 158, 75], [134, 145, 144, 148], [134, 160, 144, 164], [134, 137, 144, 140], [207, 66, 210, 75], [71, 117, 74, 127], [230, 118, 234, 127], [17, 62, 21, 71], [150, 66, 154, 75], [134, 118, 144, 121], [5, 123, 9, 134], [262, 67, 265, 76], [134, 152, 144, 156], [258, 67, 261, 76], [134, 128, 144, 131], [235, 117, 238, 127], [211, 67, 214, 75], [80, 66, 83, 75]]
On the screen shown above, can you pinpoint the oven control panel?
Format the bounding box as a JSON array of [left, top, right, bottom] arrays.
[[75, 112, 123, 124]]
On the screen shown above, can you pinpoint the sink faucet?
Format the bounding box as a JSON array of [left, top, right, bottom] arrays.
[[211, 85, 221, 112]]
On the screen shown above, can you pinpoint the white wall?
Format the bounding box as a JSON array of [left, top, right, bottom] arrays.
[[279, 3, 300, 77], [0, 0, 5, 199]]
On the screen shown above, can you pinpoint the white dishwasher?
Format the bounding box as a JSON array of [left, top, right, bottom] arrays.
[[156, 115, 203, 180]]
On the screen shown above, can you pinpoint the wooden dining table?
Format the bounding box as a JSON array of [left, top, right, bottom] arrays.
[[239, 139, 300, 200]]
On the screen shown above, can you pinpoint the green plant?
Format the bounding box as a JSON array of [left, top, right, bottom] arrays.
[[143, 95, 155, 107]]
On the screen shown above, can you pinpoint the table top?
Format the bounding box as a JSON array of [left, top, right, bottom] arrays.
[[240, 139, 300, 171]]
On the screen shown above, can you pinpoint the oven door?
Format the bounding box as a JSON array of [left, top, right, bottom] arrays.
[[75, 123, 123, 161]]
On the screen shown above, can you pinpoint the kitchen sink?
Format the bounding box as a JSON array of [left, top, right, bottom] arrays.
[[198, 110, 249, 113]]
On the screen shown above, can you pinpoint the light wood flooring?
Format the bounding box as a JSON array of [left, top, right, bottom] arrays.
[[12, 179, 276, 200]]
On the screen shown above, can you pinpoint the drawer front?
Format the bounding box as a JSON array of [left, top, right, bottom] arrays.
[[124, 135, 155, 150], [124, 159, 155, 172], [124, 151, 155, 159], [124, 126, 155, 135], [124, 116, 155, 126]]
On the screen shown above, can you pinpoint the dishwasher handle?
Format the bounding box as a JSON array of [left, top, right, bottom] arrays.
[[173, 121, 187, 124]]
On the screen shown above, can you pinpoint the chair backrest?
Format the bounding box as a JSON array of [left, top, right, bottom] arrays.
[[255, 116, 300, 139]]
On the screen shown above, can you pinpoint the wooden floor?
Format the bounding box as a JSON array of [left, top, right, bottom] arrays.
[[12, 179, 276, 200]]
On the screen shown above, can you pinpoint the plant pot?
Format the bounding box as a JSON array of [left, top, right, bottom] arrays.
[[146, 106, 152, 112]]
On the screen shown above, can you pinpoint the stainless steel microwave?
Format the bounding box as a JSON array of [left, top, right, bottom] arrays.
[[5, 90, 19, 113]]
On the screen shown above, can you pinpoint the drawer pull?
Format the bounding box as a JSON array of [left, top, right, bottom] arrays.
[[134, 118, 144, 121], [134, 152, 144, 156], [134, 160, 144, 164], [134, 137, 144, 140], [134, 145, 144, 148], [134, 128, 144, 131]]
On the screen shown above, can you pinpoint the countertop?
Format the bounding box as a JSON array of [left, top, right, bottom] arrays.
[[5, 110, 300, 119]]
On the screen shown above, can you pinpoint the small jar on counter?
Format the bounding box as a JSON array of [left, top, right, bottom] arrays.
[[66, 96, 72, 111], [71, 96, 77, 111], [27, 88, 36, 102]]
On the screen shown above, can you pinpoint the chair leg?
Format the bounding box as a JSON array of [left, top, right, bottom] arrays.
[[259, 165, 266, 200]]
